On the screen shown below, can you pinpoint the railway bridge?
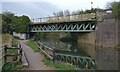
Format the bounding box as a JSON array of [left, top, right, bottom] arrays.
[[30, 12, 102, 32]]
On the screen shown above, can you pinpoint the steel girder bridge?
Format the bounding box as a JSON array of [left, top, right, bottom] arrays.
[[30, 12, 101, 32]]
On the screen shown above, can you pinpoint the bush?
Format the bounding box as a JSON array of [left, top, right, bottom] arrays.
[[2, 62, 23, 72]]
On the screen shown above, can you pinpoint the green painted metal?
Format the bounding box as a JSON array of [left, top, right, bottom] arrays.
[[55, 53, 95, 68], [30, 20, 97, 32], [29, 12, 102, 32]]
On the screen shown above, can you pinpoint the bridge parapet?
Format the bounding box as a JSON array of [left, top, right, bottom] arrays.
[[31, 12, 102, 24]]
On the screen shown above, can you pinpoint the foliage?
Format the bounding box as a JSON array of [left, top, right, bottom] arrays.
[[2, 11, 30, 34], [106, 1, 120, 18], [2, 62, 23, 72], [12, 15, 30, 33], [112, 2, 120, 18], [43, 58, 78, 70], [26, 39, 40, 52], [34, 33, 45, 41], [2, 34, 18, 46], [53, 8, 102, 17], [2, 12, 14, 34]]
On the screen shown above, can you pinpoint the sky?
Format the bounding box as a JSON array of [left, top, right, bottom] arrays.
[[1, 0, 120, 19]]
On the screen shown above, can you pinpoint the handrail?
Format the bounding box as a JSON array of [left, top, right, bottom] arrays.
[[31, 13, 98, 24], [38, 42, 54, 51]]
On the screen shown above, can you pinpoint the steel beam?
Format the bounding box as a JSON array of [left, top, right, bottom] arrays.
[[30, 21, 96, 32]]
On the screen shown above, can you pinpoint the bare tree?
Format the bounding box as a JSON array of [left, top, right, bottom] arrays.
[[64, 10, 70, 16], [105, 2, 112, 9]]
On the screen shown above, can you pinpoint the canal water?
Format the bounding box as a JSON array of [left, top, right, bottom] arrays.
[[39, 33, 119, 70]]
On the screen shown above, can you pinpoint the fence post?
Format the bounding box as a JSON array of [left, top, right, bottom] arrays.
[[52, 49, 56, 63], [19, 47, 22, 62], [4, 45, 7, 63]]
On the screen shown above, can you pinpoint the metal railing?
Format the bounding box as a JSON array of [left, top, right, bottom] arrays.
[[31, 13, 98, 24]]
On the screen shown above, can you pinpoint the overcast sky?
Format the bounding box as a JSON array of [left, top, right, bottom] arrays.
[[1, 0, 120, 19]]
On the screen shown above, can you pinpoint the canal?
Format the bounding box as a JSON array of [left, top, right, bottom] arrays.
[[37, 33, 119, 70]]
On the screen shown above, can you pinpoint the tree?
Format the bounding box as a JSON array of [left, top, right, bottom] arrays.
[[53, 11, 64, 16], [2, 11, 14, 34], [105, 1, 120, 18], [112, 2, 120, 18], [12, 15, 30, 33], [105, 2, 112, 9], [64, 10, 70, 16]]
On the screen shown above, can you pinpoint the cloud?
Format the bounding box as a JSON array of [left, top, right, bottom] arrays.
[[2, 0, 119, 18], [2, 2, 60, 18], [1, 0, 46, 2], [45, 0, 118, 10]]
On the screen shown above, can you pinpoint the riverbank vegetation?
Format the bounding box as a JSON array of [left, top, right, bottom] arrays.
[[26, 39, 40, 52], [2, 34, 18, 46], [26, 39, 79, 70], [1, 34, 23, 71], [2, 62, 23, 72], [43, 58, 78, 70], [2, 44, 23, 71]]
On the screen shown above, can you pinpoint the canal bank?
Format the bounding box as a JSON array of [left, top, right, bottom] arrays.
[[25, 39, 80, 70], [32, 31, 119, 70]]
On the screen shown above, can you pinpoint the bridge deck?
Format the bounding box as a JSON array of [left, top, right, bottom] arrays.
[[31, 13, 98, 24]]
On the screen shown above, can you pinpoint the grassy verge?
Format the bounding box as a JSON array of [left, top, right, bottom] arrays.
[[2, 62, 23, 72], [43, 58, 78, 70], [26, 39, 40, 52], [2, 34, 18, 46]]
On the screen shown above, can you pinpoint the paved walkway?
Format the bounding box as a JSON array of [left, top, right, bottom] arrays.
[[19, 40, 54, 70]]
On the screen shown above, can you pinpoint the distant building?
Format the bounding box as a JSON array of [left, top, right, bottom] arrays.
[[13, 32, 29, 39], [103, 9, 112, 13]]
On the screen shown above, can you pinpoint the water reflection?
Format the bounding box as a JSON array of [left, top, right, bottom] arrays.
[[78, 43, 119, 70], [40, 36, 89, 56], [40, 33, 119, 70]]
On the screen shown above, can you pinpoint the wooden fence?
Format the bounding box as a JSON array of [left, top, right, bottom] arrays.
[[38, 42, 96, 69], [0, 44, 22, 70]]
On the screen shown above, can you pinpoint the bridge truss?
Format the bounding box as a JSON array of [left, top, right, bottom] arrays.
[[30, 20, 97, 32]]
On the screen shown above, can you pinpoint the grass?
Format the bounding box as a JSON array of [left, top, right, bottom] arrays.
[[0, 50, 3, 56], [43, 58, 78, 70], [0, 34, 2, 47], [26, 39, 40, 52], [6, 49, 18, 55], [0, 59, 3, 67], [2, 34, 18, 46], [0, 34, 23, 71], [2, 34, 12, 45], [2, 62, 23, 72]]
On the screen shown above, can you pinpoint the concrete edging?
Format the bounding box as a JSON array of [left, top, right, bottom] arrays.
[[22, 51, 29, 67]]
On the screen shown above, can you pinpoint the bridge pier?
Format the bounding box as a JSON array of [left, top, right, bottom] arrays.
[[77, 32, 96, 45], [77, 14, 120, 48]]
